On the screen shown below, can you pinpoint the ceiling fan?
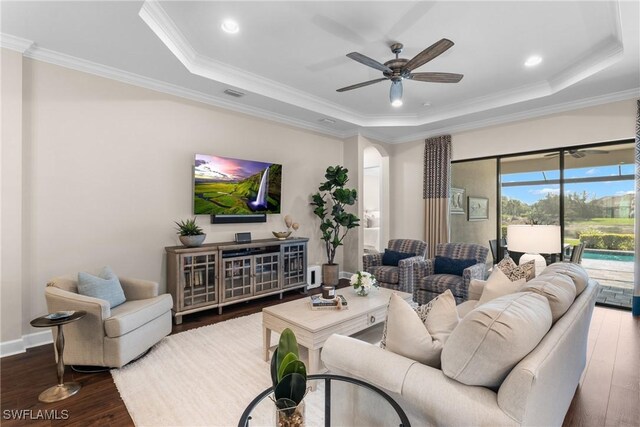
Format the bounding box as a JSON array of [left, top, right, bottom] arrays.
[[336, 38, 463, 107], [544, 149, 610, 158]]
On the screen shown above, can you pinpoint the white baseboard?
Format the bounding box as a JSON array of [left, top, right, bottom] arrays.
[[0, 330, 53, 358]]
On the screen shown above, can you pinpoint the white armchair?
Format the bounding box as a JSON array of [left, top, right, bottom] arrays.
[[45, 275, 173, 368]]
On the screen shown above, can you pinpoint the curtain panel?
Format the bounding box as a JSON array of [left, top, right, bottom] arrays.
[[634, 100, 639, 316], [423, 135, 452, 258]]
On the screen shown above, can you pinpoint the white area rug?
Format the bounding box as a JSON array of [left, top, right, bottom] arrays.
[[111, 314, 275, 426], [112, 312, 385, 426]]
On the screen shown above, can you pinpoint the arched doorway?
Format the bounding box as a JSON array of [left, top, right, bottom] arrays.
[[363, 146, 386, 254]]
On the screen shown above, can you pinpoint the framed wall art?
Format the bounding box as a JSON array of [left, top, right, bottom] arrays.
[[468, 196, 489, 221], [451, 188, 465, 214]]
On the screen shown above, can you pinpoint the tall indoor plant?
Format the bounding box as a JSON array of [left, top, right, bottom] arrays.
[[310, 165, 360, 287]]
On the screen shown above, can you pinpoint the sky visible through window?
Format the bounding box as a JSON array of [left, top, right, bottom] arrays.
[[502, 164, 634, 205]]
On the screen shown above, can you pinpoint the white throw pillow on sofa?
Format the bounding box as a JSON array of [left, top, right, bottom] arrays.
[[522, 273, 576, 323], [476, 268, 526, 306], [441, 292, 552, 389], [381, 290, 458, 368]]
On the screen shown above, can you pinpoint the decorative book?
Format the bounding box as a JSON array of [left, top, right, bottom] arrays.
[[309, 294, 348, 310]]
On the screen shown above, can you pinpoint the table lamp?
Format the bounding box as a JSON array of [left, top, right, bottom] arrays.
[[506, 225, 561, 275]]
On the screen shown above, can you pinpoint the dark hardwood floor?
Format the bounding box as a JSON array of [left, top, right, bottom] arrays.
[[2, 283, 638, 427]]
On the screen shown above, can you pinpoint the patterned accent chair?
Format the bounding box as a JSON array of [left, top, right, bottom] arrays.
[[413, 243, 489, 305], [363, 239, 427, 293]]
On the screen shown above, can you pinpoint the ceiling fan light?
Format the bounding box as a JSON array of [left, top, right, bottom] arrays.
[[390, 80, 403, 107]]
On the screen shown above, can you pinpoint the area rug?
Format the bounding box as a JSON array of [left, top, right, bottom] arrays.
[[111, 313, 276, 426]]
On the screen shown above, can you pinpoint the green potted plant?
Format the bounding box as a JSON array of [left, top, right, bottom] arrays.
[[174, 218, 206, 247], [310, 165, 360, 287], [270, 328, 307, 426]]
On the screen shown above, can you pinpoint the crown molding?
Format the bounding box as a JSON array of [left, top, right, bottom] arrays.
[[138, 1, 626, 129], [0, 33, 34, 53], [139, 1, 367, 126], [21, 44, 352, 140], [386, 88, 640, 144], [13, 40, 637, 146]]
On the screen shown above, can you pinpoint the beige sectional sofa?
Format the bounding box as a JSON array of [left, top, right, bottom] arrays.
[[322, 272, 598, 426]]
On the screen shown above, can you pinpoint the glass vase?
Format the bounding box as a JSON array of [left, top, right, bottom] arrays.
[[354, 286, 369, 296], [275, 400, 305, 427]]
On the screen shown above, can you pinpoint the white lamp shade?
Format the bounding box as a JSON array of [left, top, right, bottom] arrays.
[[507, 225, 561, 254]]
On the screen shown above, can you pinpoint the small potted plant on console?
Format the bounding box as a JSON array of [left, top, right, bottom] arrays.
[[174, 218, 206, 247]]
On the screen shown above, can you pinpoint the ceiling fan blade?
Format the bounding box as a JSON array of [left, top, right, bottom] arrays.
[[336, 78, 388, 92], [409, 72, 463, 83], [403, 38, 454, 72], [346, 52, 393, 73]]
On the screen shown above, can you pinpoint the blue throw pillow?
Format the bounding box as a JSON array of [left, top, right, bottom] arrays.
[[434, 256, 477, 276], [77, 266, 126, 308], [382, 249, 415, 267]]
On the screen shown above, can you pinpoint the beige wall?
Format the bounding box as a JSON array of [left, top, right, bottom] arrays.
[[2, 52, 345, 347], [342, 135, 363, 273], [453, 100, 637, 161], [389, 99, 637, 244], [1, 49, 25, 344], [389, 139, 426, 241], [450, 159, 498, 253]]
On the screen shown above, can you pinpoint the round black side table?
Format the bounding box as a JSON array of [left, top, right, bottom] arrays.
[[30, 310, 86, 403]]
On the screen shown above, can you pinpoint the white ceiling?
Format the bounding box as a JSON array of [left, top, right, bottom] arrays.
[[2, 1, 639, 143]]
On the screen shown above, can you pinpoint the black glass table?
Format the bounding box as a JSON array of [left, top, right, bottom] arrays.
[[238, 374, 410, 427]]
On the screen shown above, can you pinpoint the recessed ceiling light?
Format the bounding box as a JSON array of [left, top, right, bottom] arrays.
[[221, 19, 239, 34], [524, 55, 542, 67], [422, 102, 431, 107], [391, 99, 403, 108]]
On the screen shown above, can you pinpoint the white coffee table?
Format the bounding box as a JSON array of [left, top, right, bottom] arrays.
[[262, 287, 412, 374]]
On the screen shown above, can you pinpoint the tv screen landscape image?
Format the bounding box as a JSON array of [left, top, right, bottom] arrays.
[[194, 154, 282, 215]]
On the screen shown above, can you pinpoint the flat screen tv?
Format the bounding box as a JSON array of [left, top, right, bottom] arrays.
[[194, 154, 282, 215]]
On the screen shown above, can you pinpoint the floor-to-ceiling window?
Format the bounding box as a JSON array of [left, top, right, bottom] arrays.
[[562, 142, 635, 308], [452, 139, 635, 309], [500, 151, 561, 232]]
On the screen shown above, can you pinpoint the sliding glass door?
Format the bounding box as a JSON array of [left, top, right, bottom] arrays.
[[562, 142, 635, 308], [452, 139, 636, 309], [499, 152, 561, 261]]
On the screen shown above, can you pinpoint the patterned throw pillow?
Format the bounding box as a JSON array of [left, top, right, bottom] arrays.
[[380, 290, 459, 368], [497, 257, 535, 281]]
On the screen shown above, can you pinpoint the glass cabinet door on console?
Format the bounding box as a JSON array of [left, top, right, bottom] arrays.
[[221, 255, 253, 302], [180, 252, 217, 309], [166, 238, 308, 323], [253, 252, 280, 295], [281, 242, 307, 289]]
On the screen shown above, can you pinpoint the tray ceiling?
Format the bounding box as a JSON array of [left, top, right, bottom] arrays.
[[2, 1, 639, 143]]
